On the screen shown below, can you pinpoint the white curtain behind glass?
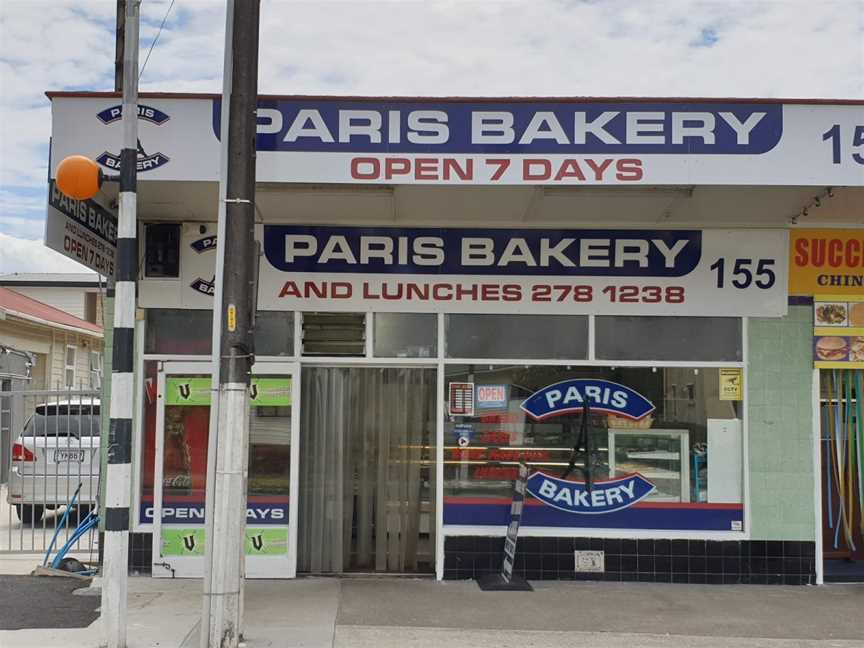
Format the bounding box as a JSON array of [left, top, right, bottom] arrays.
[[298, 367, 435, 573]]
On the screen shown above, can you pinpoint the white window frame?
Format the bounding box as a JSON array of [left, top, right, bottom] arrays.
[[64, 344, 77, 388], [90, 350, 103, 389], [135, 310, 751, 583]]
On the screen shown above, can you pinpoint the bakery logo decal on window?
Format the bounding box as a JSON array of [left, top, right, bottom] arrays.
[[95, 104, 171, 172], [526, 472, 655, 514], [521, 378, 656, 514], [520, 378, 655, 421], [189, 235, 217, 296]]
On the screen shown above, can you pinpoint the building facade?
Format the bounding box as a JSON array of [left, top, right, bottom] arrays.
[[0, 286, 104, 391], [47, 92, 863, 584]]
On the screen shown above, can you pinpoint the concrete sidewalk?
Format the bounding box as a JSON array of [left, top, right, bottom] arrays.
[[1, 576, 863, 648]]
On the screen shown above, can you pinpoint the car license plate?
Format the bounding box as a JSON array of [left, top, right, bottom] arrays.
[[53, 449, 85, 462]]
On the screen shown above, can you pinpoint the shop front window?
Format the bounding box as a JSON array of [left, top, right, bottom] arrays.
[[443, 364, 744, 532], [139, 370, 293, 528], [374, 313, 437, 358], [145, 309, 294, 356], [445, 314, 588, 359], [595, 316, 742, 361]]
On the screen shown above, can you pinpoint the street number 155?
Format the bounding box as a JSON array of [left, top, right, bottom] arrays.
[[709, 258, 776, 289]]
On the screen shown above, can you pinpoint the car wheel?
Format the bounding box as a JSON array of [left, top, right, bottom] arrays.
[[15, 504, 44, 524]]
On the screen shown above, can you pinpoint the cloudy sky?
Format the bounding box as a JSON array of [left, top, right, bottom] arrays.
[[0, 0, 862, 274]]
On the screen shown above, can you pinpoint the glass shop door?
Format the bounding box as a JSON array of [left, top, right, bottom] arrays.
[[298, 367, 437, 574], [151, 361, 299, 579]]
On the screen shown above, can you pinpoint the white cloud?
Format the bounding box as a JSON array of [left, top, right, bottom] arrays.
[[0, 0, 862, 274], [0, 233, 89, 273]]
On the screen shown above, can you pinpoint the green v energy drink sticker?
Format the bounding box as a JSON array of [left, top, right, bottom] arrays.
[[245, 528, 289, 555], [162, 528, 206, 556], [166, 377, 291, 406], [249, 378, 292, 406], [166, 377, 211, 406]]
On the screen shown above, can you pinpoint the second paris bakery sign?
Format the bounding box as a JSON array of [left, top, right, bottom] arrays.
[[258, 226, 788, 316]]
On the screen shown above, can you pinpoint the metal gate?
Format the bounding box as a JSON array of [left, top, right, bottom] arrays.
[[1, 388, 100, 559]]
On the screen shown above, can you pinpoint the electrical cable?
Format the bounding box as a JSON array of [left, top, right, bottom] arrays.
[[139, 0, 177, 82]]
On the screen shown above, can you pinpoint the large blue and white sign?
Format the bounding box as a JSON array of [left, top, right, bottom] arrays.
[[521, 378, 655, 421], [50, 96, 864, 186], [526, 472, 655, 514], [257, 225, 788, 316], [215, 100, 783, 155]]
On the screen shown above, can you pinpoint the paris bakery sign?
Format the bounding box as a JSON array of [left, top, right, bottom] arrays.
[[48, 96, 864, 186]]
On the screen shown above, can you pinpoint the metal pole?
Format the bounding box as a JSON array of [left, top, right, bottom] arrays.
[[99, 0, 124, 537], [200, 0, 233, 644], [102, 1, 139, 646], [114, 0, 126, 92], [201, 2, 260, 646]]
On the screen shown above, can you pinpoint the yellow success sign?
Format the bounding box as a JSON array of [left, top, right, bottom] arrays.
[[789, 229, 863, 296]]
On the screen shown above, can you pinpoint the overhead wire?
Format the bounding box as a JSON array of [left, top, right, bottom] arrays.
[[139, 0, 177, 82]]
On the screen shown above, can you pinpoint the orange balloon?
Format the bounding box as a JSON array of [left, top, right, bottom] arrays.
[[55, 155, 101, 200]]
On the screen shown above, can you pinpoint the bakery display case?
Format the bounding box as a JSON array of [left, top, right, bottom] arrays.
[[608, 429, 690, 502]]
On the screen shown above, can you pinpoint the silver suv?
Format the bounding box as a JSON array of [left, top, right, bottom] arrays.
[[7, 401, 100, 523]]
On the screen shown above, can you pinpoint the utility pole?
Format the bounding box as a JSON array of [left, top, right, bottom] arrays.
[[99, 0, 125, 538], [200, 2, 260, 646], [102, 1, 139, 646], [114, 0, 126, 91]]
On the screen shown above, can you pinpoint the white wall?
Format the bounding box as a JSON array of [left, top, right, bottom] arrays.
[[8, 286, 87, 320]]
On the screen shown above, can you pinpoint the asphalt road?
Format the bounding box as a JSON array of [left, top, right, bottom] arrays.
[[0, 575, 98, 630]]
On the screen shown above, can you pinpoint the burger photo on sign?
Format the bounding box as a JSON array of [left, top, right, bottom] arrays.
[[814, 336, 849, 361], [851, 337, 864, 362]]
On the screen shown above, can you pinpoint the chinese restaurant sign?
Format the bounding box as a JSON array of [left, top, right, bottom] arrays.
[[813, 295, 864, 369], [790, 229, 863, 296], [259, 226, 788, 316], [51, 97, 864, 186]]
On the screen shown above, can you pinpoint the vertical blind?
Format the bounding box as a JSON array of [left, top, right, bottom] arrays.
[[298, 367, 436, 573]]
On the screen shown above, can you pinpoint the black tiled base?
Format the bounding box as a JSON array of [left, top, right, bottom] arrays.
[[129, 532, 153, 574], [95, 531, 153, 575], [444, 537, 815, 585]]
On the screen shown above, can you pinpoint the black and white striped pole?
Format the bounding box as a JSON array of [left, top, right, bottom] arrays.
[[55, 2, 140, 646], [102, 0, 139, 642]]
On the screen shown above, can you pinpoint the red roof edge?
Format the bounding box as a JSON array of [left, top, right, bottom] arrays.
[[0, 287, 102, 335]]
